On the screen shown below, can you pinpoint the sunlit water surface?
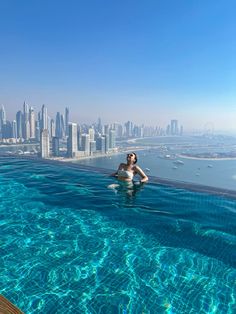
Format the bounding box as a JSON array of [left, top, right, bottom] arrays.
[[0, 158, 235, 314]]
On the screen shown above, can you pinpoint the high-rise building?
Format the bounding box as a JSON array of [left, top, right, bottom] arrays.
[[77, 125, 82, 150], [125, 121, 133, 137], [23, 102, 30, 140], [97, 117, 102, 133], [40, 129, 50, 158], [60, 114, 65, 138], [105, 134, 109, 153], [35, 121, 40, 142], [166, 124, 170, 136], [65, 107, 69, 136], [96, 136, 105, 154], [16, 111, 23, 139], [25, 120, 30, 140], [41, 105, 48, 130], [90, 140, 96, 155], [88, 127, 95, 141], [47, 116, 51, 136], [38, 111, 42, 130], [50, 119, 55, 138], [12, 120, 17, 139], [0, 105, 6, 135], [67, 123, 78, 158], [29, 107, 35, 139], [2, 121, 12, 139], [81, 134, 90, 155], [52, 137, 60, 157], [171, 120, 178, 135], [104, 124, 109, 135], [109, 129, 116, 149], [55, 112, 61, 138], [113, 123, 123, 138]]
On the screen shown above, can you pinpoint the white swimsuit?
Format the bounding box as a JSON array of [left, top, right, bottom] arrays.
[[117, 169, 134, 180]]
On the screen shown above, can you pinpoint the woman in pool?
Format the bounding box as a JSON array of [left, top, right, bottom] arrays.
[[113, 152, 148, 183]]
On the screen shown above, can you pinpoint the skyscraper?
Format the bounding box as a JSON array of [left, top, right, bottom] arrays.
[[50, 119, 55, 138], [88, 127, 95, 141], [105, 134, 109, 153], [60, 114, 65, 138], [77, 125, 82, 150], [125, 121, 133, 137], [12, 120, 17, 139], [81, 134, 90, 156], [2, 121, 12, 139], [35, 121, 40, 142], [16, 110, 23, 139], [41, 104, 48, 130], [29, 107, 35, 139], [23, 102, 30, 140], [109, 129, 116, 149], [90, 140, 96, 155], [0, 105, 6, 134], [65, 107, 69, 136], [97, 117, 102, 133], [67, 123, 78, 158], [171, 120, 178, 135], [52, 137, 60, 157], [55, 112, 61, 138], [40, 129, 50, 158], [96, 136, 105, 154]]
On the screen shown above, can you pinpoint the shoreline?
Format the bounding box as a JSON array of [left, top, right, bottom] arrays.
[[49, 146, 147, 163]]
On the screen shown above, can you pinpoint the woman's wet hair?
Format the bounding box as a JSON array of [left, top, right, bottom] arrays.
[[132, 152, 138, 164]]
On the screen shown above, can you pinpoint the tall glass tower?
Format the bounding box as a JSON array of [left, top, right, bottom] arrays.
[[23, 102, 30, 140], [16, 111, 23, 139], [40, 129, 50, 158], [29, 107, 35, 139], [67, 123, 78, 158], [65, 107, 69, 136], [42, 105, 48, 130]]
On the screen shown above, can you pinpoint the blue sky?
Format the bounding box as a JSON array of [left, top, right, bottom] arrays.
[[0, 0, 235, 131]]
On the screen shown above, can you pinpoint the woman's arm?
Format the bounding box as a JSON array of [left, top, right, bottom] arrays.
[[111, 163, 123, 177], [134, 165, 149, 183]]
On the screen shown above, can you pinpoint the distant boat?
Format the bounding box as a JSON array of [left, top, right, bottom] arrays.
[[195, 172, 200, 176], [207, 164, 213, 168], [172, 166, 178, 170], [173, 160, 184, 165]]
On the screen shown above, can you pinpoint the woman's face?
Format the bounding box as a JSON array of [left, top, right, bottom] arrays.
[[127, 153, 136, 163]]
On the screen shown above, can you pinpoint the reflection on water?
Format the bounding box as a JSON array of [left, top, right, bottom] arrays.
[[108, 180, 145, 205]]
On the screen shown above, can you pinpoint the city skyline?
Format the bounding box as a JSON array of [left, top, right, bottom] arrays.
[[0, 103, 184, 139], [1, 1, 235, 132]]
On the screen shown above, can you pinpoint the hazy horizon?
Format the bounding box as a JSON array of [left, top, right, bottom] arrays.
[[1, 0, 235, 132]]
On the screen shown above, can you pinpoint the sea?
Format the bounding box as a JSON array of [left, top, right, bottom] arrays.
[[75, 135, 236, 191]]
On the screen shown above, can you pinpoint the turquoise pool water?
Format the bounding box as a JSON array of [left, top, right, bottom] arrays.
[[0, 158, 235, 314]]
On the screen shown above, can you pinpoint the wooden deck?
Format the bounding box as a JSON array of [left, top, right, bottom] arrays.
[[0, 295, 24, 314]]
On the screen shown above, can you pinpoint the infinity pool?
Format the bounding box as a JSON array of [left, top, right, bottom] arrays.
[[0, 158, 235, 313]]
